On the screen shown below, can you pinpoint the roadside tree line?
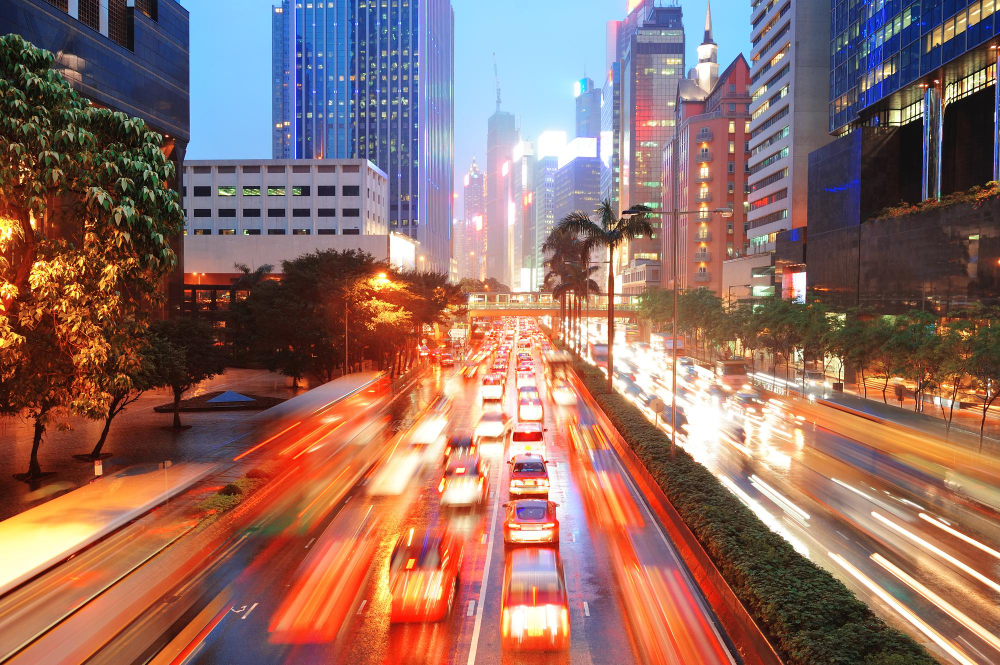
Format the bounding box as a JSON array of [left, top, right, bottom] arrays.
[[639, 288, 1000, 443]]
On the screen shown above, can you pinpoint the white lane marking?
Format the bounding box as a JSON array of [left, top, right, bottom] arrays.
[[360, 477, 370, 486], [480, 533, 488, 545], [466, 465, 504, 665], [304, 537, 316, 549], [356, 599, 367, 615], [241, 602, 258, 619], [583, 601, 590, 617], [344, 494, 353, 504], [467, 600, 476, 616]]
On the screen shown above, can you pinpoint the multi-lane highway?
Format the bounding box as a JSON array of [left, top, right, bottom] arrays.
[[0, 319, 738, 665], [603, 333, 1000, 665]]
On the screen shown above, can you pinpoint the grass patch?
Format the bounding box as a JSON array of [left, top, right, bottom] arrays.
[[571, 359, 934, 665]]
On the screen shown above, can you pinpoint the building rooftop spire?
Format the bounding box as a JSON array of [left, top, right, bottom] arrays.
[[704, 0, 715, 44]]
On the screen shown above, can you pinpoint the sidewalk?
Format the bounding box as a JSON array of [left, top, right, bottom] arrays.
[[0, 368, 313, 522]]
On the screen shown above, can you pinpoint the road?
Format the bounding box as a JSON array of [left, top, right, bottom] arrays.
[[603, 334, 1000, 665], [22, 325, 736, 665]]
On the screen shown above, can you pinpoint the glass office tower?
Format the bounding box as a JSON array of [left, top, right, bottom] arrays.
[[272, 0, 455, 272]]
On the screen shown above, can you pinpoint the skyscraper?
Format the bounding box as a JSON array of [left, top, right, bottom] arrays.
[[512, 140, 537, 291], [745, 0, 830, 259], [613, 0, 685, 273], [462, 158, 485, 279], [534, 131, 567, 291], [485, 109, 518, 286], [575, 77, 602, 139], [271, 0, 455, 272], [600, 62, 622, 213]]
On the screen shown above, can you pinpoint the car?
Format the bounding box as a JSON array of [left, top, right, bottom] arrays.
[[482, 373, 505, 401], [518, 393, 544, 422], [389, 528, 463, 622], [500, 547, 570, 650], [516, 370, 536, 389], [503, 499, 559, 545], [439, 352, 455, 367], [474, 411, 513, 444], [727, 391, 763, 421], [439, 455, 489, 507], [508, 453, 549, 496], [510, 422, 545, 459], [443, 433, 477, 461], [549, 379, 576, 406]]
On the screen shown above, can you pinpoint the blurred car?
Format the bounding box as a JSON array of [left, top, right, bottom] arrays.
[[503, 499, 559, 545], [389, 528, 462, 622], [518, 393, 544, 422], [550, 379, 576, 406], [500, 547, 570, 650], [510, 421, 546, 459], [439, 455, 489, 507], [443, 433, 476, 462], [727, 391, 763, 421], [516, 370, 536, 389], [439, 352, 455, 367], [509, 454, 549, 496], [482, 373, 505, 401], [474, 411, 513, 444]]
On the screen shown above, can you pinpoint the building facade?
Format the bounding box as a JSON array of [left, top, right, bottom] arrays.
[[575, 76, 602, 139], [744, 0, 832, 263], [512, 140, 537, 291], [1, 0, 190, 313], [485, 109, 518, 286], [600, 61, 622, 213], [663, 48, 752, 295], [462, 159, 485, 280], [181, 159, 410, 282], [613, 0, 685, 275], [270, 0, 454, 273], [533, 131, 566, 291]]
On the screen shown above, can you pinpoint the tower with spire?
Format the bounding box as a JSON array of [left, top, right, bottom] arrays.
[[695, 0, 719, 94]]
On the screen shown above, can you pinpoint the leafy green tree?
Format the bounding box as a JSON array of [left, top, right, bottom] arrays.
[[677, 288, 725, 360], [560, 199, 653, 390], [757, 298, 804, 388], [0, 35, 183, 479], [938, 318, 975, 429], [968, 319, 1000, 448], [152, 318, 227, 429], [638, 288, 674, 331], [231, 262, 274, 290], [890, 311, 943, 412]]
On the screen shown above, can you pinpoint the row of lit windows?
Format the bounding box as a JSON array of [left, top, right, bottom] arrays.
[[752, 2, 790, 48], [926, 0, 996, 52], [749, 208, 788, 228], [191, 228, 359, 236], [752, 22, 790, 63], [751, 126, 789, 155], [190, 208, 361, 218], [747, 147, 788, 175], [749, 105, 789, 140], [751, 64, 790, 101], [751, 44, 788, 85], [749, 187, 787, 211], [751, 85, 788, 120]]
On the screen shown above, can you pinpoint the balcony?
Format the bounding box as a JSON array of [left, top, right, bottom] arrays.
[[695, 173, 712, 183], [694, 231, 712, 242], [694, 272, 711, 282], [696, 191, 712, 202], [693, 251, 711, 262], [696, 129, 714, 142], [695, 152, 713, 163]]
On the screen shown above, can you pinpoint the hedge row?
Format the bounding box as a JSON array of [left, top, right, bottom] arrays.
[[572, 360, 934, 665]]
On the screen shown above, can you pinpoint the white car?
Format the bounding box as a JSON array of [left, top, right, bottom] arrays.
[[518, 395, 543, 422], [516, 370, 536, 389], [550, 379, 577, 406], [481, 373, 504, 401], [474, 411, 513, 444], [510, 422, 546, 460]]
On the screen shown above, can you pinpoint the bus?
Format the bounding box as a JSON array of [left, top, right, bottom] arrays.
[[714, 359, 749, 390]]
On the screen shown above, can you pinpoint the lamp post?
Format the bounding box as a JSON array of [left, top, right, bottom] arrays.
[[666, 205, 733, 459]]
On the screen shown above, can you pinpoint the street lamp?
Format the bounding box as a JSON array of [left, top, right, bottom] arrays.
[[666, 205, 733, 459]]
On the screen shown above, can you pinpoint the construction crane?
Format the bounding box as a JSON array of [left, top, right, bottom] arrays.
[[492, 52, 501, 110]]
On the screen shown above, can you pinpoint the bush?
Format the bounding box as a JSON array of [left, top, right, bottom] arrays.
[[219, 482, 243, 496], [572, 360, 934, 665]]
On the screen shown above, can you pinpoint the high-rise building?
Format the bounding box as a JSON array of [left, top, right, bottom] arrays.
[[534, 131, 566, 290], [271, 0, 455, 273], [554, 138, 602, 228], [600, 62, 622, 213], [613, 0, 685, 275], [744, 0, 831, 260], [1, 0, 190, 314], [485, 110, 518, 286], [456, 157, 486, 279], [511, 141, 538, 291], [575, 77, 602, 139], [660, 11, 752, 296]]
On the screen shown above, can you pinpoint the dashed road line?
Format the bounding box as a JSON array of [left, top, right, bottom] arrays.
[[467, 600, 476, 616], [304, 537, 316, 549], [583, 601, 590, 617], [242, 602, 258, 619], [356, 599, 367, 615]]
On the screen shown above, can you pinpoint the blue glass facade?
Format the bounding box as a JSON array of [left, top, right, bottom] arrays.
[[831, 0, 1000, 133], [272, 0, 454, 271]]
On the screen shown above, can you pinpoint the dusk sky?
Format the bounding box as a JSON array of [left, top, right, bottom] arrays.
[[187, 0, 750, 218]]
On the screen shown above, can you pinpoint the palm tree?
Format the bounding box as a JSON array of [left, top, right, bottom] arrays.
[[559, 199, 653, 391], [542, 227, 580, 343], [232, 262, 274, 290], [563, 261, 601, 354]]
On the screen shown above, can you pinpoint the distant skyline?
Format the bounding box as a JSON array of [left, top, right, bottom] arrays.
[[186, 0, 750, 219]]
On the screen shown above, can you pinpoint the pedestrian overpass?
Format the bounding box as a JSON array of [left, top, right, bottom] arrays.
[[465, 292, 640, 321]]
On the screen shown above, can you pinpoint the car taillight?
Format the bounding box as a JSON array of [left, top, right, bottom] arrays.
[[560, 607, 569, 635], [502, 608, 511, 636], [438, 478, 446, 492], [538, 479, 549, 487], [508, 522, 521, 529], [541, 522, 556, 529], [445, 446, 451, 456]]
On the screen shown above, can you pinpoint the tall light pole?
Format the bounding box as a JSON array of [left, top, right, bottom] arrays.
[[668, 205, 733, 459]]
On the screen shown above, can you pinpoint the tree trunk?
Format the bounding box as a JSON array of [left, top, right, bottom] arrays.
[[172, 387, 183, 428], [89, 396, 121, 459], [860, 367, 867, 398], [25, 418, 45, 479], [607, 269, 615, 393], [881, 373, 890, 404]]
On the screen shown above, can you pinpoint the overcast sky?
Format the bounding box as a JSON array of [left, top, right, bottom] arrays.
[[185, 0, 750, 217]]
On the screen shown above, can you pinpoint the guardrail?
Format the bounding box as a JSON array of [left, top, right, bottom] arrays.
[[567, 367, 784, 665], [467, 302, 639, 311]]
